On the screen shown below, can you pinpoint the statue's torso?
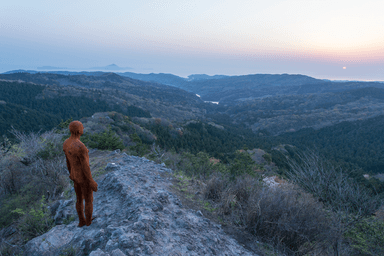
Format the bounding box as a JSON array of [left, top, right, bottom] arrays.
[[63, 138, 89, 184]]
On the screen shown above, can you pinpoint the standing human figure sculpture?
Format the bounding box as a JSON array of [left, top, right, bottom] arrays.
[[63, 121, 98, 227]]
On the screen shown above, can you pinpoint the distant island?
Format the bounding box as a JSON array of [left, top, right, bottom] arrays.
[[89, 64, 132, 71]]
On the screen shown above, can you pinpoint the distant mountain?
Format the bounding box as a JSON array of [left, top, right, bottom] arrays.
[[89, 64, 132, 71], [118, 73, 326, 98], [183, 74, 384, 104], [4, 70, 384, 106]]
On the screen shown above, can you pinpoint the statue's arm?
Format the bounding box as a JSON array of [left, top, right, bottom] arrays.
[[65, 155, 71, 175], [63, 142, 71, 175], [79, 152, 93, 183], [79, 146, 98, 191]]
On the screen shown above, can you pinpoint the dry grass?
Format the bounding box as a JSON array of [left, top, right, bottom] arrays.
[[199, 173, 335, 255]]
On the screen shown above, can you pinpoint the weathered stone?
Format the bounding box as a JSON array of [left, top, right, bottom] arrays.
[[53, 199, 75, 224], [105, 163, 120, 172], [109, 149, 121, 156], [22, 154, 257, 255], [89, 248, 110, 256]]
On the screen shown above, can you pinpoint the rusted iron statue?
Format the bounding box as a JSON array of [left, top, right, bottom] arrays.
[[63, 121, 98, 227]]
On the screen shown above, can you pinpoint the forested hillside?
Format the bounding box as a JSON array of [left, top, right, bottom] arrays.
[[0, 72, 206, 122], [276, 114, 384, 175], [222, 87, 384, 135], [2, 73, 384, 183], [0, 81, 150, 136], [0, 102, 60, 135]]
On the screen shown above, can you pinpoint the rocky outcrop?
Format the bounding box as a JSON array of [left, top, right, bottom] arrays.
[[23, 153, 256, 255]]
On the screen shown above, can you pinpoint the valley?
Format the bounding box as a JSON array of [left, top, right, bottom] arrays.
[[2, 70, 384, 179], [1, 70, 384, 255]]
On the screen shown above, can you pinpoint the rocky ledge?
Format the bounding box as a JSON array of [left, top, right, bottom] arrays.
[[23, 153, 257, 256]]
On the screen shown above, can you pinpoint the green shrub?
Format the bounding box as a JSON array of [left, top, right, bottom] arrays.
[[37, 140, 63, 160], [57, 118, 73, 130], [229, 150, 256, 180], [129, 133, 149, 156], [11, 195, 55, 242], [0, 192, 40, 229], [262, 153, 272, 164], [177, 152, 228, 180], [0, 135, 12, 156], [344, 217, 384, 256], [82, 128, 124, 151]]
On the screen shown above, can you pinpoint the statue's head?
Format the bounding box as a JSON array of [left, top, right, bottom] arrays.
[[69, 121, 84, 136]]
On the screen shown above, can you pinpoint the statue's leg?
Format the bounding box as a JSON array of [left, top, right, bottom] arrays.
[[74, 182, 86, 227], [84, 184, 94, 226]]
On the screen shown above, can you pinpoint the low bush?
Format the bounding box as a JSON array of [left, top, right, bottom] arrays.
[[129, 133, 149, 156], [11, 195, 55, 242], [220, 175, 257, 218], [199, 171, 334, 255], [204, 172, 229, 201], [344, 217, 384, 256], [245, 184, 332, 255], [81, 128, 124, 151], [229, 150, 257, 180], [287, 150, 384, 254], [0, 192, 41, 229], [0, 128, 70, 249], [0, 155, 26, 197], [27, 157, 68, 201]]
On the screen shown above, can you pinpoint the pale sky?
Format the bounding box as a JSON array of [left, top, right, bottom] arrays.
[[1, 0, 384, 80]]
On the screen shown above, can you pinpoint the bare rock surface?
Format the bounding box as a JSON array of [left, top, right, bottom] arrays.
[[23, 153, 257, 255]]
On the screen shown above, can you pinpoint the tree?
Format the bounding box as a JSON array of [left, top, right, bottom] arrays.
[[129, 133, 148, 156]]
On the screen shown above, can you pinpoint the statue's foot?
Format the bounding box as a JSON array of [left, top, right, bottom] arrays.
[[85, 216, 97, 226], [78, 220, 86, 227]]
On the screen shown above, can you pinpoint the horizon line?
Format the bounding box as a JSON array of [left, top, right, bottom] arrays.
[[2, 68, 384, 83]]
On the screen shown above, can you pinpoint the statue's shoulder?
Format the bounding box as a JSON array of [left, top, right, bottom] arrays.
[[71, 140, 87, 153], [64, 139, 88, 154], [63, 138, 71, 151]]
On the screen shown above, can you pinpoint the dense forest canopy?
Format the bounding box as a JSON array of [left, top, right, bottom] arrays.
[[0, 81, 150, 136], [1, 73, 384, 193]]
